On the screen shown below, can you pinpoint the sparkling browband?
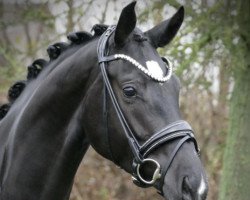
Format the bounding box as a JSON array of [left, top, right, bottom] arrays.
[[113, 54, 173, 82]]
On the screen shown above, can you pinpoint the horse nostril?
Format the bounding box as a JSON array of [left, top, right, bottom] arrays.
[[182, 176, 192, 200], [182, 175, 208, 200]]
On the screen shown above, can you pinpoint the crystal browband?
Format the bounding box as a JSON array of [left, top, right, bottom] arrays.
[[113, 54, 173, 82]]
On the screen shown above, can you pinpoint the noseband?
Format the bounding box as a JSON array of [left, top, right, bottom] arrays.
[[97, 26, 200, 195]]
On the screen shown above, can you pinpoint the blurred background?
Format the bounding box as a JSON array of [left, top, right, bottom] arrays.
[[1, 0, 249, 200]]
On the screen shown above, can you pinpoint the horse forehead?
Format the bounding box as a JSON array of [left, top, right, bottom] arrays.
[[146, 60, 164, 78]]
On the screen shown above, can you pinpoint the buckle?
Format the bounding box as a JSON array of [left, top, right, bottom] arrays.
[[133, 158, 161, 185]]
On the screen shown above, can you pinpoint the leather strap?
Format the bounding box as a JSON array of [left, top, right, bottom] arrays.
[[157, 135, 194, 195], [140, 120, 199, 157], [98, 26, 143, 163], [99, 55, 118, 63], [97, 25, 200, 195]]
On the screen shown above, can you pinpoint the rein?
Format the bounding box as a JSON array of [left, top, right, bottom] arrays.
[[97, 26, 200, 195]]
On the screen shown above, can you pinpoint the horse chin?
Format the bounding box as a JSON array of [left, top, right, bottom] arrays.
[[161, 185, 182, 200]]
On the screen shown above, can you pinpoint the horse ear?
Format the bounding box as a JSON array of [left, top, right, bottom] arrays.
[[145, 6, 184, 48], [114, 1, 137, 46]]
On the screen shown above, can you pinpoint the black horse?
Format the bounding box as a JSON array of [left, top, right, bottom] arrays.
[[0, 2, 208, 200]]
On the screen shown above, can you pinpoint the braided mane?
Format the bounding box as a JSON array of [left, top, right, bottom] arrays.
[[0, 24, 108, 120]]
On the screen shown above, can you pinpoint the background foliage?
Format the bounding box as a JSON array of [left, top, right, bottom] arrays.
[[1, 0, 249, 199]]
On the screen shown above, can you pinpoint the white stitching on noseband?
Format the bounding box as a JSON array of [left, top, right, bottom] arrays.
[[114, 54, 173, 82]]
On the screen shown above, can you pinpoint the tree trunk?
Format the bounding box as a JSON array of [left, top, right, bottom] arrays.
[[219, 67, 250, 200], [66, 0, 74, 33]]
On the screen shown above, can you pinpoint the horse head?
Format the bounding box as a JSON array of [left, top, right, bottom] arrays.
[[0, 2, 208, 199], [83, 2, 208, 200]]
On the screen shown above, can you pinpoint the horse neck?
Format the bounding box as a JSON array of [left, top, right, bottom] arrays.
[[0, 40, 99, 199]]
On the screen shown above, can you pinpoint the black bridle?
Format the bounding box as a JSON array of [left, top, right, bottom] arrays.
[[97, 26, 200, 195]]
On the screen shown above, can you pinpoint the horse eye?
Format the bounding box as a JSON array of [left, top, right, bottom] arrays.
[[123, 86, 137, 97]]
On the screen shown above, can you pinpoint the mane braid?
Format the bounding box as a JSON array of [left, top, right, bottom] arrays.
[[0, 24, 108, 121], [8, 80, 27, 103], [27, 59, 48, 80], [91, 24, 109, 36], [67, 31, 92, 44], [47, 42, 69, 60], [0, 104, 10, 120]]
